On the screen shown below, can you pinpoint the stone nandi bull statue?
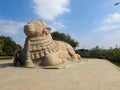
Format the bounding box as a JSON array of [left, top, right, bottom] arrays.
[[22, 20, 81, 68]]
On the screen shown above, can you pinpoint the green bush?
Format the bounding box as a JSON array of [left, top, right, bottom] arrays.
[[0, 36, 22, 56], [76, 46, 120, 64]]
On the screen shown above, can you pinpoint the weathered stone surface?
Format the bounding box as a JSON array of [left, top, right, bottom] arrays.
[[0, 59, 120, 90], [22, 20, 81, 67]]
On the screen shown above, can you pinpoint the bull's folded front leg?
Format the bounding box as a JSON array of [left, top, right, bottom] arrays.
[[42, 53, 63, 66], [25, 50, 35, 68]]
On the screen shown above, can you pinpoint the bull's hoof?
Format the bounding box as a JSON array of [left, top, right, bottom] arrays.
[[42, 53, 62, 66], [25, 60, 35, 68]]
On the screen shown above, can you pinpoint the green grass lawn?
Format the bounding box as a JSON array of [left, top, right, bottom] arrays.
[[0, 56, 13, 59], [0, 56, 13, 62]]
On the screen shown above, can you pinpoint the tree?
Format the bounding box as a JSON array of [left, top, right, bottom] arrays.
[[105, 48, 120, 62], [51, 31, 79, 49], [0, 36, 22, 56], [0, 36, 4, 54], [76, 49, 90, 57]]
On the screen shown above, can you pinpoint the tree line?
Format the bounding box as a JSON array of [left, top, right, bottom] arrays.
[[76, 46, 120, 64], [51, 31, 79, 49], [0, 36, 22, 56]]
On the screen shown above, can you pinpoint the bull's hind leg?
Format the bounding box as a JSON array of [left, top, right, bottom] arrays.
[[67, 49, 81, 61], [77, 54, 81, 60]]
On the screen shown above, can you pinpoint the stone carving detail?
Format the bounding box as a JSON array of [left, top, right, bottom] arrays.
[[22, 20, 81, 68]]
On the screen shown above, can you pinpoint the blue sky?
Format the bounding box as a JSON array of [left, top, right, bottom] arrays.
[[0, 0, 120, 49]]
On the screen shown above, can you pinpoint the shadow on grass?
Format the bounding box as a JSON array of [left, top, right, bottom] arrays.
[[0, 63, 14, 68]]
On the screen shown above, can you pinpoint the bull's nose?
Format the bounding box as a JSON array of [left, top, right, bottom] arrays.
[[24, 25, 33, 31], [24, 24, 35, 37]]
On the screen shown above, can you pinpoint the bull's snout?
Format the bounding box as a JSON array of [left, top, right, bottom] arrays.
[[24, 24, 35, 37]]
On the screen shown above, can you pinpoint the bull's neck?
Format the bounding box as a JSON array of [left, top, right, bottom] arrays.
[[25, 36, 59, 60]]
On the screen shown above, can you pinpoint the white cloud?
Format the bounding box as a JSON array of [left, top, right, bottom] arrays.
[[91, 13, 120, 49], [32, 0, 70, 20], [0, 19, 25, 35], [94, 13, 120, 32], [104, 13, 120, 24], [48, 22, 65, 31], [78, 33, 120, 49], [94, 25, 120, 31]]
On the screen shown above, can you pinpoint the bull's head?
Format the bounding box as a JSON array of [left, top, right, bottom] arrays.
[[24, 20, 51, 38]]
